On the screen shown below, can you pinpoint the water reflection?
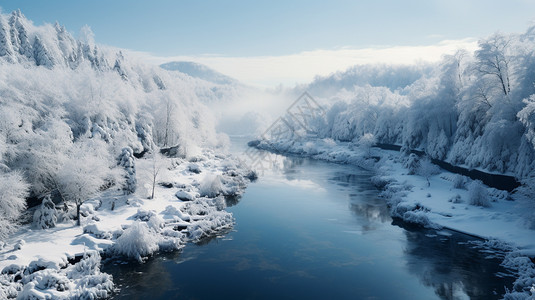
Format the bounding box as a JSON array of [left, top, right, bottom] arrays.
[[103, 255, 176, 299], [394, 220, 514, 300]]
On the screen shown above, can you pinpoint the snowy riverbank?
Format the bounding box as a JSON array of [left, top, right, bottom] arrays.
[[251, 137, 535, 299], [0, 150, 255, 299]]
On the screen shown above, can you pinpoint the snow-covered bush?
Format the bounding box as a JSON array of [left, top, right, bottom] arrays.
[[515, 182, 535, 229], [358, 133, 376, 157], [448, 194, 463, 203], [16, 251, 114, 299], [417, 158, 441, 186], [188, 210, 234, 242], [199, 174, 224, 198], [452, 174, 468, 189], [162, 205, 191, 222], [404, 154, 420, 175], [83, 223, 112, 239], [188, 163, 202, 174], [118, 147, 136, 194], [112, 221, 159, 262], [147, 214, 164, 231], [33, 195, 57, 229], [468, 180, 491, 207], [131, 208, 156, 222], [176, 190, 196, 201]]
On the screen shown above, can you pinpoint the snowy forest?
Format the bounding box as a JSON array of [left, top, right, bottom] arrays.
[[286, 28, 535, 195], [0, 10, 241, 239]]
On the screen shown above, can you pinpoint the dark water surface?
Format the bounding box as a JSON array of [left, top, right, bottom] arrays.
[[103, 138, 514, 299]]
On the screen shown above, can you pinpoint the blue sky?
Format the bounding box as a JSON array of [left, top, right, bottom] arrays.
[[1, 0, 535, 86]]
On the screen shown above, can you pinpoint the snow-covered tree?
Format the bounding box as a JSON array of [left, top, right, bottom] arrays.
[[358, 133, 376, 157], [118, 147, 136, 194], [9, 10, 32, 58], [475, 33, 512, 97], [0, 15, 14, 60], [33, 36, 53, 68], [113, 51, 127, 81], [33, 195, 58, 229], [468, 180, 490, 207], [417, 158, 441, 187], [56, 143, 108, 226], [0, 171, 29, 240], [149, 152, 163, 199]]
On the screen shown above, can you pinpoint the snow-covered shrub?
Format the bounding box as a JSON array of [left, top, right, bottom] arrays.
[[515, 183, 535, 229], [188, 163, 201, 174], [147, 214, 164, 231], [188, 210, 234, 242], [14, 239, 25, 250], [162, 205, 191, 222], [112, 221, 159, 262], [452, 174, 468, 189], [404, 153, 420, 175], [207, 196, 227, 211], [83, 223, 112, 239], [16, 251, 113, 299], [131, 208, 156, 222], [199, 174, 224, 198], [175, 190, 196, 201], [358, 133, 376, 157], [468, 180, 491, 207], [448, 194, 463, 203], [33, 195, 57, 229], [502, 250, 535, 299], [370, 175, 392, 189], [417, 158, 441, 186], [118, 147, 136, 194]]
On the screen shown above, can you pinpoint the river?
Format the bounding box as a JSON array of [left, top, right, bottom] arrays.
[[103, 137, 514, 299]]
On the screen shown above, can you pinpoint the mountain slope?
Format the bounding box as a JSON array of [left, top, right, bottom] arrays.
[[160, 61, 237, 85]]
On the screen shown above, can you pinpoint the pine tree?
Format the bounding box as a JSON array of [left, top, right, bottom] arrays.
[[0, 16, 14, 60], [113, 52, 128, 81], [33, 195, 58, 229], [118, 147, 136, 194], [9, 11, 32, 59], [33, 36, 53, 68], [55, 22, 77, 68]]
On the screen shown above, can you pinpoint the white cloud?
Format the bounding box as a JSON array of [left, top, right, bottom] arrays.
[[129, 38, 478, 88]]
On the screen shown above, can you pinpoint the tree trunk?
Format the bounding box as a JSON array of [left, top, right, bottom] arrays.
[[76, 202, 81, 226], [151, 176, 156, 199]]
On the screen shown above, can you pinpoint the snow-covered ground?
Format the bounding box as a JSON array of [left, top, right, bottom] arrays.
[[0, 150, 255, 299], [252, 137, 535, 299]]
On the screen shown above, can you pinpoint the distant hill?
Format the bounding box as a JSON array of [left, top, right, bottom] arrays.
[[160, 61, 237, 85]]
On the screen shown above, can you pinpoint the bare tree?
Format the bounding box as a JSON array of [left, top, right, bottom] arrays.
[[163, 98, 174, 147], [475, 33, 512, 97], [149, 152, 163, 199]]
